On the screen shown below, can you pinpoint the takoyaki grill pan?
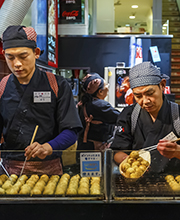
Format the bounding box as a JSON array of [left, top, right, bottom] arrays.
[[112, 174, 179, 200]]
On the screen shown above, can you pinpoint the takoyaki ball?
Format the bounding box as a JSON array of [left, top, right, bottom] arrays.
[[35, 181, 46, 190], [90, 184, 100, 190], [66, 187, 77, 195], [26, 180, 36, 189], [175, 175, 180, 183], [71, 174, 80, 181], [0, 174, 8, 182], [165, 175, 174, 182], [79, 177, 89, 184], [61, 173, 70, 180], [6, 187, 18, 195], [0, 187, 5, 194], [29, 174, 39, 182], [130, 172, 141, 178], [46, 182, 57, 190], [10, 174, 18, 184], [55, 187, 66, 195], [13, 181, 23, 189], [168, 180, 177, 187], [126, 167, 135, 175], [43, 187, 55, 195], [79, 181, 89, 187], [135, 167, 144, 175], [78, 187, 89, 195], [137, 157, 143, 162], [129, 151, 139, 159], [18, 175, 28, 183], [19, 184, 32, 195], [127, 158, 134, 164], [90, 188, 100, 195], [49, 175, 59, 182], [132, 161, 140, 167], [91, 176, 101, 182], [31, 188, 42, 195], [141, 160, 149, 167], [121, 163, 131, 172], [2, 180, 13, 190], [138, 165, 147, 172], [40, 174, 49, 183]]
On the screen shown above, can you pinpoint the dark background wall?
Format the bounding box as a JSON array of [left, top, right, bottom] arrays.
[[58, 35, 172, 85]]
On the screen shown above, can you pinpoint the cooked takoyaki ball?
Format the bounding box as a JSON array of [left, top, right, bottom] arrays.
[[18, 175, 28, 184], [31, 180, 46, 195], [39, 174, 49, 184], [6, 187, 19, 195], [141, 159, 150, 167], [138, 165, 147, 172], [31, 187, 42, 195], [175, 175, 180, 183], [9, 174, 18, 184], [28, 174, 39, 183], [0, 174, 8, 186], [43, 180, 59, 195], [165, 175, 174, 182], [49, 175, 59, 183], [129, 151, 139, 159], [2, 180, 13, 190], [19, 184, 32, 195], [78, 187, 89, 195], [90, 188, 101, 195], [0, 187, 5, 194], [121, 163, 131, 173], [55, 186, 66, 195], [127, 157, 134, 164], [66, 187, 77, 195], [90, 177, 100, 184]]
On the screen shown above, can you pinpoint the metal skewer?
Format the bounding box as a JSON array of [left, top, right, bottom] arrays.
[[19, 125, 39, 177], [139, 137, 180, 155], [0, 159, 10, 178]]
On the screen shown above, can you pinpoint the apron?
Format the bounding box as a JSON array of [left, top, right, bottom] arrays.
[[3, 158, 63, 176]]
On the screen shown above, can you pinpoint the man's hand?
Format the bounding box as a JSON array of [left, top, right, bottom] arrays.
[[157, 139, 180, 159], [25, 142, 53, 160]]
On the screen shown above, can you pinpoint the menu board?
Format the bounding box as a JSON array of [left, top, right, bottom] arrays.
[[48, 0, 58, 68], [59, 0, 82, 24]]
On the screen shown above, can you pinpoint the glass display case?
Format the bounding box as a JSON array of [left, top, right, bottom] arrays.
[[0, 149, 106, 201], [1, 148, 180, 202], [1, 148, 180, 220]]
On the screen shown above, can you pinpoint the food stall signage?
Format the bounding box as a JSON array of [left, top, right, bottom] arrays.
[[59, 0, 82, 24], [48, 0, 58, 68], [80, 152, 102, 177]]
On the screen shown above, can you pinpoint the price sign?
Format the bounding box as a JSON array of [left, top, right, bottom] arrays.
[[80, 152, 102, 177]]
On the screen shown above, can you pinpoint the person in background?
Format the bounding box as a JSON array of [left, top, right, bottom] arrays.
[[0, 25, 82, 175], [77, 73, 120, 151], [111, 61, 180, 174]]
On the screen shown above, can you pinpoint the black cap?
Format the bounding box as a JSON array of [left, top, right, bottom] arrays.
[[2, 25, 37, 50]]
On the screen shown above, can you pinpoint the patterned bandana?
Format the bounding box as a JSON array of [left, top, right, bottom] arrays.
[[129, 62, 169, 89], [2, 25, 37, 50], [82, 73, 104, 94]]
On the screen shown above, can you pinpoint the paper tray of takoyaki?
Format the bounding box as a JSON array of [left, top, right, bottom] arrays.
[[119, 150, 151, 182], [0, 173, 103, 199]]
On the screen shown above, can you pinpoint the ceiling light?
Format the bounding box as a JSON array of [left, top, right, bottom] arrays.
[[125, 24, 130, 26], [131, 5, 138, 8], [129, 15, 135, 19]]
